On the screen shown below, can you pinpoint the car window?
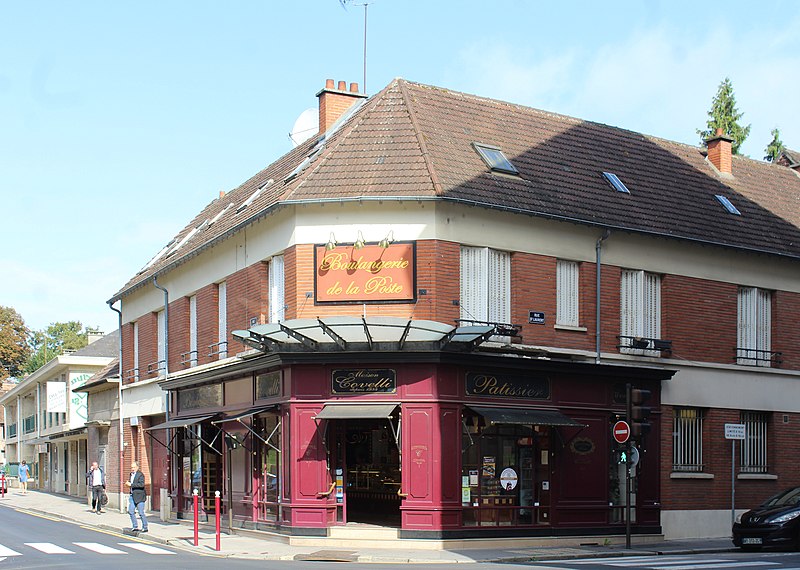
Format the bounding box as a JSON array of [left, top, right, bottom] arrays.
[[764, 487, 800, 507]]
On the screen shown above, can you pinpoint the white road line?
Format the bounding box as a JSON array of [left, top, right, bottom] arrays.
[[25, 542, 75, 554], [567, 557, 731, 566], [0, 545, 22, 557], [650, 562, 779, 570], [73, 542, 128, 554], [118, 542, 175, 555]]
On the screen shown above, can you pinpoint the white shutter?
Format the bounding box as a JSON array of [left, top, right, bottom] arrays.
[[643, 273, 661, 356], [132, 321, 139, 380], [556, 260, 579, 327], [460, 246, 488, 322], [488, 249, 510, 324], [269, 255, 285, 323], [737, 287, 756, 364], [156, 309, 166, 370], [756, 289, 771, 367], [620, 269, 643, 338], [218, 281, 228, 359], [189, 295, 198, 367]]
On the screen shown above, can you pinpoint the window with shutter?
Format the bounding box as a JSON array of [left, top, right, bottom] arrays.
[[269, 255, 285, 323], [217, 281, 228, 359], [132, 321, 139, 381], [620, 269, 661, 355], [460, 246, 511, 340], [189, 295, 198, 367], [156, 309, 166, 372], [737, 287, 772, 366], [556, 260, 580, 327]]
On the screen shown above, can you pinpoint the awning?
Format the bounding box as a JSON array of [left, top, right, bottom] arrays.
[[314, 403, 399, 420], [211, 405, 280, 425], [146, 414, 215, 431], [466, 406, 585, 427]]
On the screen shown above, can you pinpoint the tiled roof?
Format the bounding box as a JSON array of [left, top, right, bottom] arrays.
[[112, 79, 800, 300], [72, 330, 119, 358]]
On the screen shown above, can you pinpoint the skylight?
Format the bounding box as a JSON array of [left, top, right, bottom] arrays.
[[209, 203, 234, 225], [715, 194, 742, 215], [140, 239, 176, 272], [236, 179, 274, 214], [167, 226, 200, 257], [602, 172, 630, 194], [473, 143, 519, 175]]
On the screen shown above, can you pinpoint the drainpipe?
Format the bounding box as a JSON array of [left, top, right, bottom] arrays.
[[107, 300, 124, 513], [595, 229, 612, 364]]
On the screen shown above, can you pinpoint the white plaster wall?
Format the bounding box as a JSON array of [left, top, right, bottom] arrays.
[[662, 509, 743, 540]]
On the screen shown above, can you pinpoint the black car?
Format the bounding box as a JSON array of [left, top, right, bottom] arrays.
[[733, 487, 800, 550]]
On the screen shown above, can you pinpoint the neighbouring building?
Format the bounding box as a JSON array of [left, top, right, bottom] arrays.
[[109, 78, 800, 542], [0, 331, 118, 496]]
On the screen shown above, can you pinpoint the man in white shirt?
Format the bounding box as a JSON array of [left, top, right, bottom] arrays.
[[86, 462, 106, 514]]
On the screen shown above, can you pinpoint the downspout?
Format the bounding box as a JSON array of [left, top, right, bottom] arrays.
[[595, 229, 612, 364], [107, 300, 124, 513]]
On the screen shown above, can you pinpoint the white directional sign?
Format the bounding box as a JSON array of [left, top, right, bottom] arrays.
[[725, 423, 746, 440]]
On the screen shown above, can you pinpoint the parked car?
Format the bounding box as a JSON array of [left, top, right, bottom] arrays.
[[733, 487, 800, 550]]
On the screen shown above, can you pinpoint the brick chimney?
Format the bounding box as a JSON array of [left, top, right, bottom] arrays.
[[316, 79, 367, 135], [706, 128, 734, 175]]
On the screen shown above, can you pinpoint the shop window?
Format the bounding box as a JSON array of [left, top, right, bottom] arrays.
[[268, 255, 285, 323], [737, 287, 772, 367], [461, 421, 550, 527], [255, 413, 283, 523], [741, 411, 768, 474], [673, 408, 704, 472], [556, 260, 580, 327], [620, 269, 661, 355], [460, 246, 511, 332]]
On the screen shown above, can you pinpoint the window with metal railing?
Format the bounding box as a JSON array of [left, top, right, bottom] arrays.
[[673, 408, 704, 472], [741, 411, 769, 474], [23, 415, 36, 434]]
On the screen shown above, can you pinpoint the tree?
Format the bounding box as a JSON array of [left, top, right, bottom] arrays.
[[0, 306, 31, 380], [697, 77, 751, 155], [25, 321, 89, 373], [764, 128, 785, 162]]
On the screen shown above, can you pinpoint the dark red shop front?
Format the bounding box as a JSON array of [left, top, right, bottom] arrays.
[[159, 318, 672, 538]]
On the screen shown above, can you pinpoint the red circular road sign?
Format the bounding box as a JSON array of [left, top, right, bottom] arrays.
[[613, 420, 631, 444]]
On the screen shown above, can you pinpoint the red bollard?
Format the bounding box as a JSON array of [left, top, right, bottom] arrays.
[[1, 474, 5, 499], [215, 491, 221, 551], [192, 488, 199, 547]]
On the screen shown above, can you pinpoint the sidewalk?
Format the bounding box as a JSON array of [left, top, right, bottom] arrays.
[[0, 489, 737, 563]]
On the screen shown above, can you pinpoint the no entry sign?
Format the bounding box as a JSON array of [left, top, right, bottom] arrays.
[[613, 420, 631, 444]]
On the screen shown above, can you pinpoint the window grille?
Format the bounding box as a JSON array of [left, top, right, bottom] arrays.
[[556, 260, 580, 326], [741, 411, 768, 473], [673, 408, 704, 472]]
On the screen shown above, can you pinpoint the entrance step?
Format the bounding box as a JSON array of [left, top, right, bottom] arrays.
[[290, 524, 410, 549]]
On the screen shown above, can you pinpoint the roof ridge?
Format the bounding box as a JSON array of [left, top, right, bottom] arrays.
[[397, 78, 443, 196]]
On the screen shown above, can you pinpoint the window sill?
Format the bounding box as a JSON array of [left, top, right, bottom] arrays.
[[554, 324, 588, 332], [670, 472, 714, 479], [737, 473, 778, 480]]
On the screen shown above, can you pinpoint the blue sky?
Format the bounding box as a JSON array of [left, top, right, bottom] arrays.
[[2, 1, 798, 334]]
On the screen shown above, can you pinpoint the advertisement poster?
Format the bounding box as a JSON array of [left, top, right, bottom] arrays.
[[47, 381, 67, 413], [482, 456, 496, 478], [68, 372, 91, 428]]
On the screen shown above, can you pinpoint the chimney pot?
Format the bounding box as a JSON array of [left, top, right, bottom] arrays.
[[316, 77, 368, 135], [219, 190, 226, 198], [325, 78, 335, 89], [337, 80, 346, 91], [716, 127, 724, 136], [350, 82, 359, 93]]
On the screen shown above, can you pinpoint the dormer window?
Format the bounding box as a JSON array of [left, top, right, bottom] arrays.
[[473, 143, 518, 175]]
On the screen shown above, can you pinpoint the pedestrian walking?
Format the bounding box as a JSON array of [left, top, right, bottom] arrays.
[[86, 461, 106, 514], [124, 461, 148, 532], [18, 460, 29, 495]]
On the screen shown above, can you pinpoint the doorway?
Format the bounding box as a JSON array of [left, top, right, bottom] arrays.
[[332, 419, 401, 526]]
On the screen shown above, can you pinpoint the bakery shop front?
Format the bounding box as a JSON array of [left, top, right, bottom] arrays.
[[156, 317, 673, 539]]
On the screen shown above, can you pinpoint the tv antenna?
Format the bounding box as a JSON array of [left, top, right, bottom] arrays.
[[339, 0, 370, 94]]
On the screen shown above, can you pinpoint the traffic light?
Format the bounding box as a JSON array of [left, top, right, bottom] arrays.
[[630, 388, 652, 439]]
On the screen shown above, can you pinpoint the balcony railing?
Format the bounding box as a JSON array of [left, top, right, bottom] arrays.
[[146, 359, 166, 376], [735, 348, 782, 368], [208, 341, 228, 358], [123, 367, 139, 382], [617, 335, 672, 356], [180, 350, 198, 367]]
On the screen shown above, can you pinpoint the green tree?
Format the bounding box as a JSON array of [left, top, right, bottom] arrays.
[[25, 321, 89, 373], [697, 77, 751, 155], [764, 127, 785, 162], [0, 306, 31, 380]]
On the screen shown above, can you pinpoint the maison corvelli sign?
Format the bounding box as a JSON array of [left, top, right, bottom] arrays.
[[332, 369, 397, 394], [465, 372, 550, 400], [314, 242, 416, 304]]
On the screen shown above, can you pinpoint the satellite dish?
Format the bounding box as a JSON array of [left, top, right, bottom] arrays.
[[289, 108, 317, 147]]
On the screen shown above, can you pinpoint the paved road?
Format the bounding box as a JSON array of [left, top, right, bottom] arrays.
[[503, 551, 800, 570]]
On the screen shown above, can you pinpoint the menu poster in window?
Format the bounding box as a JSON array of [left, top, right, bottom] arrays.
[[469, 469, 479, 486], [482, 456, 496, 478]]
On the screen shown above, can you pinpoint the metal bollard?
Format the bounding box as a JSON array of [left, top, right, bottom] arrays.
[[192, 488, 199, 546], [215, 491, 221, 551]]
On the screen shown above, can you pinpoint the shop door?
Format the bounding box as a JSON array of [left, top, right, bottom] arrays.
[[332, 419, 401, 526]]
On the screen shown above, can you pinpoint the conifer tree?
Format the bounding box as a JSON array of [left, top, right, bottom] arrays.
[[764, 128, 785, 162], [697, 77, 751, 155]]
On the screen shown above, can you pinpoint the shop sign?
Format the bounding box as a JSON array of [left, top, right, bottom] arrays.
[[332, 369, 396, 394], [314, 242, 416, 304], [500, 467, 518, 491], [465, 372, 550, 400]]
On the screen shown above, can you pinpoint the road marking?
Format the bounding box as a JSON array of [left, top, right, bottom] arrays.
[[119, 542, 175, 555], [26, 542, 75, 554], [11, 508, 61, 522], [73, 542, 128, 554], [650, 563, 778, 570], [0, 545, 22, 557]]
